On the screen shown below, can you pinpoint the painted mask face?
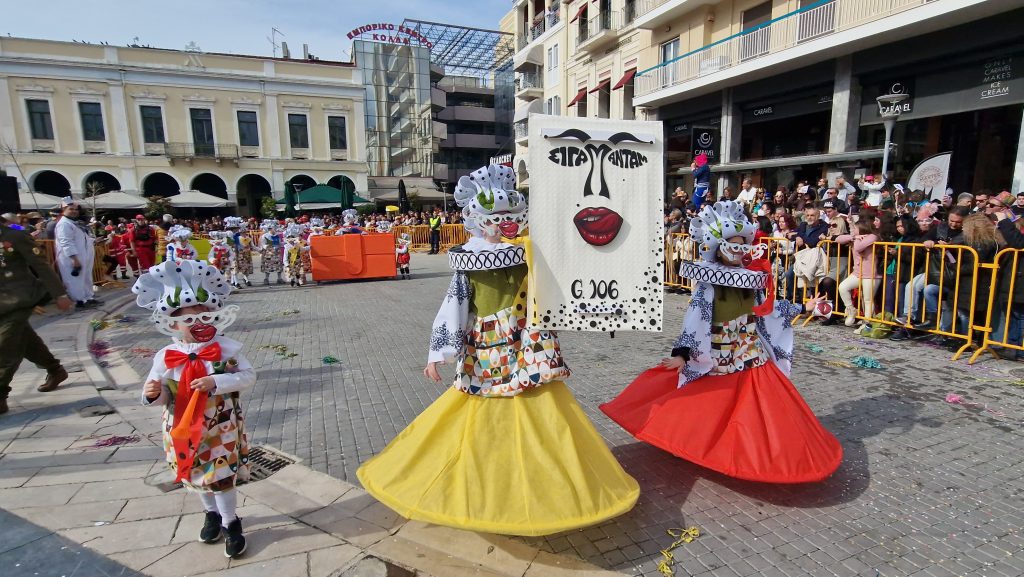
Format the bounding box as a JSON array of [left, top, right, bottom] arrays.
[[546, 128, 652, 247]]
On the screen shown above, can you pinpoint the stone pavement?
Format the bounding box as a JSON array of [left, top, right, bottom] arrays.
[[1, 297, 620, 577], [7, 253, 1024, 577]]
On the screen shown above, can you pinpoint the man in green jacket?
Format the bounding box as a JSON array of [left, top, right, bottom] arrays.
[[0, 215, 74, 415]]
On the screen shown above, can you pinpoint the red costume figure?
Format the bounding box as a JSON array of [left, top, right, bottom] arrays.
[[108, 225, 131, 280], [128, 215, 157, 271]]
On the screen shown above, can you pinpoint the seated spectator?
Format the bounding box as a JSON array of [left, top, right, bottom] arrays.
[[989, 193, 1024, 359], [903, 207, 968, 337], [886, 216, 924, 341], [836, 219, 880, 332]]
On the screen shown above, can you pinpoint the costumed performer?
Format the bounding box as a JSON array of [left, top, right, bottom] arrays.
[[334, 209, 366, 235], [357, 164, 639, 536], [224, 217, 252, 288], [282, 224, 308, 287], [691, 153, 711, 212], [258, 219, 284, 286], [601, 200, 842, 483], [165, 226, 198, 263], [208, 231, 234, 278], [128, 214, 158, 271], [396, 232, 411, 280], [134, 259, 253, 558], [107, 224, 131, 280]]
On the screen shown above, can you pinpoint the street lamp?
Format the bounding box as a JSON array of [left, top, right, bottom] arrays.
[[876, 92, 909, 181]]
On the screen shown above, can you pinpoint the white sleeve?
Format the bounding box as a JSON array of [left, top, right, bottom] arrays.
[[211, 352, 256, 395], [142, 350, 170, 406], [55, 221, 77, 257], [427, 272, 472, 364]]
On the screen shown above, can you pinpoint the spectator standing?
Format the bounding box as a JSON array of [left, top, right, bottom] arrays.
[[428, 208, 443, 254], [834, 175, 857, 202], [54, 199, 100, 308], [836, 219, 880, 331], [0, 215, 74, 414], [989, 192, 1024, 358], [1013, 192, 1024, 217]]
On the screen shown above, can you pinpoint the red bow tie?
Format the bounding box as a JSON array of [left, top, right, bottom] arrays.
[[164, 342, 222, 482]]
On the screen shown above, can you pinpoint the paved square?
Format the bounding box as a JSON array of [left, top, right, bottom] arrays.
[[101, 253, 1024, 577]]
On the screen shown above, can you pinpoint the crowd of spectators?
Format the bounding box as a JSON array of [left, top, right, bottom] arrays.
[[664, 177, 1024, 359]]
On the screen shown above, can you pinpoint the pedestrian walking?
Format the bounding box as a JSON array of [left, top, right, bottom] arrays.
[[53, 198, 100, 308], [0, 215, 73, 415]]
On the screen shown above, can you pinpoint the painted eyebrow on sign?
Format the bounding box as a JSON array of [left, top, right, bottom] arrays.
[[543, 129, 654, 145]]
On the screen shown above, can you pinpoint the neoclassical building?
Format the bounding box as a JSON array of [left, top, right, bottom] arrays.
[[0, 37, 368, 216]]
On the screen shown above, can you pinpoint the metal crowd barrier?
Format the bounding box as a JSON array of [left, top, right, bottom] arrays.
[[36, 239, 110, 285], [663, 234, 1024, 364]]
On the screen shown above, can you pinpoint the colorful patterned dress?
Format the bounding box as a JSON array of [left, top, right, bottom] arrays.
[[357, 237, 638, 536], [259, 233, 282, 273], [232, 234, 254, 275], [143, 337, 254, 492]]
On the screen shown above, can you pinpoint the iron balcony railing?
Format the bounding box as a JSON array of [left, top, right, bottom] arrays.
[[636, 0, 927, 97], [515, 71, 544, 92], [624, 1, 636, 25], [514, 121, 529, 140], [164, 142, 238, 160], [577, 11, 620, 48]]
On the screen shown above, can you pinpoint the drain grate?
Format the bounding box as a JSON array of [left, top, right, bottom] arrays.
[[245, 445, 296, 482]]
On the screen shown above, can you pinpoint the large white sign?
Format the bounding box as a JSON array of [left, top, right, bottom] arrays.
[[907, 152, 952, 201], [527, 115, 664, 333]]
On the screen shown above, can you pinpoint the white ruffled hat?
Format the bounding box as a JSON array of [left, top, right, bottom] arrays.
[[132, 260, 238, 336], [259, 219, 279, 232], [454, 164, 527, 237], [342, 209, 359, 225], [223, 216, 244, 229], [689, 200, 757, 263], [284, 223, 304, 238], [167, 225, 192, 241]]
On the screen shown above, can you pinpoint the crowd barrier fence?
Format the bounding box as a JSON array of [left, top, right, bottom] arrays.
[[663, 233, 1024, 364]]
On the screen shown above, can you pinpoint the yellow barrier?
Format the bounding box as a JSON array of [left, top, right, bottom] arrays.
[[36, 239, 110, 285], [971, 248, 1024, 363]]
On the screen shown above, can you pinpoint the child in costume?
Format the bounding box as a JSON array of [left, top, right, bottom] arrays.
[[357, 164, 639, 536], [165, 226, 198, 263], [395, 232, 411, 280], [334, 209, 366, 235], [258, 219, 284, 286], [224, 217, 252, 289], [107, 224, 131, 279], [134, 260, 253, 558], [282, 225, 308, 287], [207, 232, 234, 277], [601, 200, 843, 483]]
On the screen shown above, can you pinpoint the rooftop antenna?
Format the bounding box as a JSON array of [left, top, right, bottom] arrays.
[[267, 27, 284, 57]]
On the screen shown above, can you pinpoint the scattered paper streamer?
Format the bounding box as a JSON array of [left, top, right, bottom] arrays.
[[944, 393, 1006, 418], [89, 319, 111, 331], [259, 344, 298, 358], [851, 356, 884, 369], [808, 345, 824, 353], [129, 347, 157, 357], [89, 340, 111, 358], [825, 360, 853, 369], [92, 435, 140, 448], [322, 356, 340, 365], [656, 527, 700, 576]]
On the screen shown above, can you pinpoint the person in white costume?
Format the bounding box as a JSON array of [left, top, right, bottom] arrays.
[[165, 226, 199, 263], [53, 197, 99, 307]]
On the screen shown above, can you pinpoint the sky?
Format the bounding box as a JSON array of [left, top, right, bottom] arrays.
[[2, 0, 511, 61]]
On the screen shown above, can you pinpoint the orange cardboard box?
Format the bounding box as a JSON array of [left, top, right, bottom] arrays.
[[309, 234, 397, 281]]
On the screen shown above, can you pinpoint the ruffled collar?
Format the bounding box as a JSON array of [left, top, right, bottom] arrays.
[[448, 239, 526, 271]]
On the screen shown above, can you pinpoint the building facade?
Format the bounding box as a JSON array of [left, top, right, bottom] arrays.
[[0, 37, 368, 216], [509, 0, 1024, 196]]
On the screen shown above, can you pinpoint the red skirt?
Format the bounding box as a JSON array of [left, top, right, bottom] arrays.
[[600, 362, 842, 483], [397, 253, 410, 265]]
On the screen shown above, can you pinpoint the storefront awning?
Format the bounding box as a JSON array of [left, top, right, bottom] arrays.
[[567, 87, 588, 107], [570, 4, 587, 23], [674, 149, 886, 174], [612, 68, 637, 91], [589, 80, 610, 94], [514, 99, 543, 123]]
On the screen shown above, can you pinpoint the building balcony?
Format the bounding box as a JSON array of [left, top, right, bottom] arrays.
[[633, 0, 715, 31], [514, 120, 529, 144], [164, 142, 238, 166], [515, 10, 562, 67], [576, 11, 621, 53], [634, 0, 1011, 107], [432, 121, 448, 140], [436, 105, 495, 123], [514, 70, 544, 101], [431, 86, 447, 111], [441, 133, 499, 149]]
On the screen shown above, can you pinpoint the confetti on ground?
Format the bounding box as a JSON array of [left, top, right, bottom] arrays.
[[322, 356, 340, 364], [89, 340, 111, 358], [129, 347, 157, 357], [91, 435, 140, 448], [259, 344, 298, 358], [114, 314, 136, 324], [945, 392, 1007, 418], [656, 527, 700, 576], [825, 360, 853, 369], [260, 309, 302, 321], [808, 344, 824, 353], [89, 319, 111, 331], [851, 356, 884, 369]]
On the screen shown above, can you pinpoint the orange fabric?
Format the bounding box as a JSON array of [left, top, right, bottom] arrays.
[[600, 363, 842, 483], [164, 342, 222, 482], [309, 234, 397, 281], [746, 258, 775, 316]]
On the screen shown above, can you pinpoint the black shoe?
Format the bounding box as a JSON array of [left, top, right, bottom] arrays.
[[245, 280, 252, 287], [120, 273, 128, 280], [223, 518, 246, 558], [0, 398, 8, 415], [943, 337, 965, 351], [290, 279, 295, 287], [200, 511, 223, 543], [76, 301, 88, 309], [911, 330, 936, 341], [86, 298, 104, 306], [888, 329, 911, 342], [911, 321, 935, 332]]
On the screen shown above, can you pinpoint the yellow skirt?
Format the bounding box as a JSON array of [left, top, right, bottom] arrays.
[[356, 381, 639, 536]]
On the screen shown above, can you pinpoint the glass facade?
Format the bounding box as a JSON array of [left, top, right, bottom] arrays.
[[355, 40, 433, 178]]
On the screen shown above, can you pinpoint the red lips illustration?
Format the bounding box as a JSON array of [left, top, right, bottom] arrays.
[[573, 207, 623, 246], [498, 221, 520, 239], [189, 323, 217, 343]]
